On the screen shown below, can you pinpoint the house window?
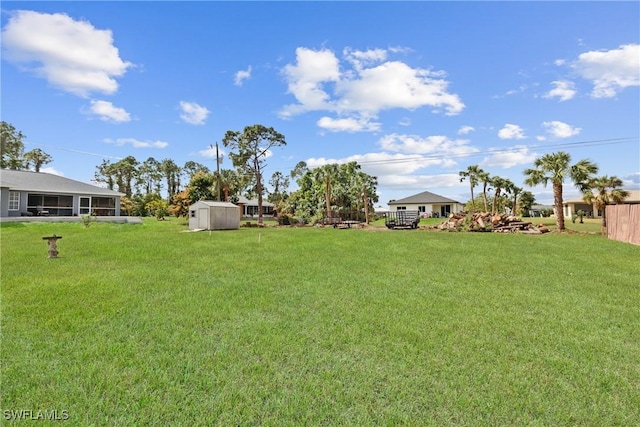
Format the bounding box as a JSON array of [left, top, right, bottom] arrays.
[[9, 191, 20, 210], [396, 206, 406, 210], [190, 210, 196, 218], [418, 206, 426, 213]]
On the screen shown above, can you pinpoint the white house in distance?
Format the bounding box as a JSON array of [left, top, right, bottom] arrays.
[[0, 169, 123, 218], [388, 190, 465, 218], [188, 200, 240, 230], [235, 196, 275, 218], [563, 189, 640, 219]]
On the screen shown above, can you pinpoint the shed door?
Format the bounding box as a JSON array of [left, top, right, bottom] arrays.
[[198, 208, 208, 229]]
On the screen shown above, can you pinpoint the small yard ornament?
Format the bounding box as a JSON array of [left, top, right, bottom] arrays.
[[42, 235, 62, 258]]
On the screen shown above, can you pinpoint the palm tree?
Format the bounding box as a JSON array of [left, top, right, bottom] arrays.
[[518, 190, 536, 217], [489, 176, 510, 214], [523, 151, 598, 231], [218, 168, 246, 202], [502, 179, 521, 215], [314, 163, 340, 222], [478, 170, 491, 212], [582, 175, 629, 233], [24, 148, 53, 172], [348, 166, 377, 223], [459, 165, 483, 212]]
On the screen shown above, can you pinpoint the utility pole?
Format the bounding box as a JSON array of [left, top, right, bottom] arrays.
[[211, 143, 222, 201]]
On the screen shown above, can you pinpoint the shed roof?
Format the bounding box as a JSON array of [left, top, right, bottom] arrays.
[[389, 190, 461, 205], [0, 169, 124, 196], [190, 200, 238, 208]]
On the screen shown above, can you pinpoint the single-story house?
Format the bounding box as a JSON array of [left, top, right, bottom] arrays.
[[0, 169, 124, 218], [563, 189, 640, 219], [388, 191, 465, 218], [188, 200, 240, 230], [235, 196, 275, 217]]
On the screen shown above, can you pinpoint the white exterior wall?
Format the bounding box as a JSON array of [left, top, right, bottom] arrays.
[[189, 201, 240, 230], [389, 202, 464, 217]]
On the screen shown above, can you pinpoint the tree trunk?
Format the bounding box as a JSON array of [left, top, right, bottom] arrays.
[[553, 182, 565, 230], [363, 187, 369, 224], [601, 203, 607, 234], [325, 177, 331, 220], [492, 189, 500, 214], [469, 185, 475, 211], [482, 184, 489, 212], [256, 170, 263, 225]]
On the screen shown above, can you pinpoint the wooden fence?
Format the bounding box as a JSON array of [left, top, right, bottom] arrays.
[[606, 204, 640, 245]]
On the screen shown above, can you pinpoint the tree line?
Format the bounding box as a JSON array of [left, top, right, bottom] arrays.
[[459, 152, 629, 232], [95, 124, 380, 224], [4, 120, 627, 230]]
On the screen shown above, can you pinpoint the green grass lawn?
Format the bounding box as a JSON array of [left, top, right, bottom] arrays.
[[1, 219, 639, 425]]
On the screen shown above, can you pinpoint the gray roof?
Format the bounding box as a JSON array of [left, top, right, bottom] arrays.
[[389, 190, 461, 205], [0, 169, 124, 196], [190, 200, 238, 208]]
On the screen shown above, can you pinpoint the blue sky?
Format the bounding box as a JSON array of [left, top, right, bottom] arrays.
[[2, 1, 639, 207]]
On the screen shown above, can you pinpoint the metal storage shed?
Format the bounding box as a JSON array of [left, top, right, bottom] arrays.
[[188, 201, 240, 230]]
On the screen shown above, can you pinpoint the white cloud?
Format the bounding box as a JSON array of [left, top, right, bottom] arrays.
[[505, 85, 527, 96], [280, 47, 340, 117], [543, 80, 576, 101], [336, 61, 464, 115], [398, 117, 411, 127], [1, 10, 132, 97], [198, 145, 227, 160], [380, 173, 463, 191], [104, 138, 168, 149], [317, 116, 381, 133], [571, 44, 640, 98], [179, 101, 210, 125], [541, 120, 581, 139], [234, 66, 252, 86], [458, 125, 475, 135], [378, 134, 478, 158], [40, 167, 63, 176], [343, 47, 388, 70], [306, 152, 442, 179], [279, 46, 464, 131], [498, 124, 526, 140], [87, 100, 131, 123], [305, 151, 464, 193], [623, 172, 640, 187], [481, 145, 537, 168], [304, 132, 481, 182]]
